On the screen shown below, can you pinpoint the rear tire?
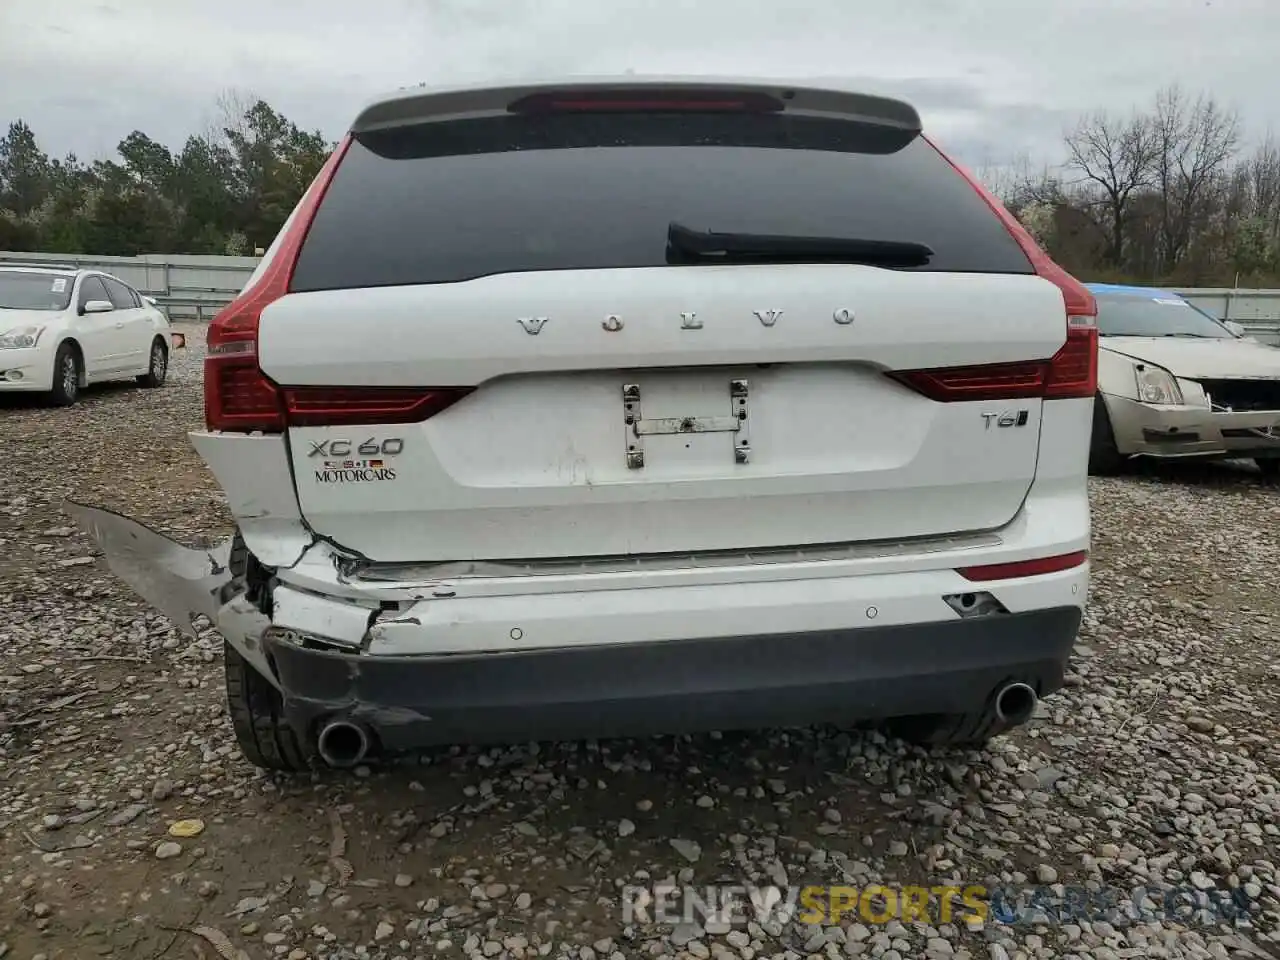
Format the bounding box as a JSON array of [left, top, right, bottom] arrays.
[[137, 337, 167, 388], [224, 641, 310, 772], [1256, 459, 1280, 479], [223, 532, 308, 772], [1089, 394, 1125, 476], [49, 343, 81, 407]]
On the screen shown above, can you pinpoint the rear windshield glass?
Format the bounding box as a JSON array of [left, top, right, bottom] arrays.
[[0, 271, 75, 311], [291, 113, 1033, 292], [1095, 294, 1235, 339]]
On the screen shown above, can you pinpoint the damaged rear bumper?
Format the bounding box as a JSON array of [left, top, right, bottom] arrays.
[[67, 500, 1086, 757], [64, 501, 280, 685], [266, 607, 1082, 751]]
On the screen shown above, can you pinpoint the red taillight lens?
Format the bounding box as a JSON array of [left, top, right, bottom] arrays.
[[891, 319, 1099, 403], [204, 137, 346, 433], [204, 136, 472, 433], [204, 336, 284, 432], [890, 361, 1046, 403], [282, 386, 472, 427], [957, 550, 1088, 582], [1043, 318, 1099, 400]]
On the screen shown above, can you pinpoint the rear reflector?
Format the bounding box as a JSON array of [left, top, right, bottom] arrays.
[[508, 90, 785, 114], [957, 550, 1088, 582]]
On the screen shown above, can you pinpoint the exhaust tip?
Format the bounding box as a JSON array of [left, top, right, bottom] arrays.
[[316, 719, 371, 769], [994, 682, 1037, 725]]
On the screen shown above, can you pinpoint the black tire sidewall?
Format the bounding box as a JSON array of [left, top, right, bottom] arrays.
[[142, 338, 168, 387], [1089, 394, 1124, 475], [223, 639, 309, 772], [51, 344, 79, 405]]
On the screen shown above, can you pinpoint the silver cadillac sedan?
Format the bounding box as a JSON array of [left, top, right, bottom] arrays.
[[1088, 283, 1280, 477]]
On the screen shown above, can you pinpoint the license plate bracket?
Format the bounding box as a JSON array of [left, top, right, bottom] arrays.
[[623, 379, 750, 468]]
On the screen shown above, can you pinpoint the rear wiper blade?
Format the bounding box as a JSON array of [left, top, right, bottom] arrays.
[[667, 221, 934, 267]]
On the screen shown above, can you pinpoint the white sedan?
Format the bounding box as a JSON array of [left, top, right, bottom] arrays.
[[0, 265, 177, 405]]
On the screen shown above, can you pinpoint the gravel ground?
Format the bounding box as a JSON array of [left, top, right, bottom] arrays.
[[1, 325, 1279, 960]]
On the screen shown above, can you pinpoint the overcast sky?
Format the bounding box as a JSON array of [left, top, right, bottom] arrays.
[[2, 0, 1277, 170]]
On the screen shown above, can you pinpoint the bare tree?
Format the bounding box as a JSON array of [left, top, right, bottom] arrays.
[[1244, 135, 1280, 237], [1151, 85, 1241, 272], [202, 87, 259, 149], [971, 157, 1017, 202], [1063, 110, 1157, 267]]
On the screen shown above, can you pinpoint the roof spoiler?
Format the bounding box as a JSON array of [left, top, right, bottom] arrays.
[[351, 77, 921, 135]]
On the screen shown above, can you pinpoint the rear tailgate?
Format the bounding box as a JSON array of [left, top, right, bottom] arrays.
[[239, 81, 1087, 563], [260, 268, 1065, 561]]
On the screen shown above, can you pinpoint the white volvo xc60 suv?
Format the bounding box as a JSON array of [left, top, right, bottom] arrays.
[[72, 77, 1096, 770]]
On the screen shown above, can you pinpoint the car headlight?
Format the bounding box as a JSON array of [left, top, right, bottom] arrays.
[[1134, 364, 1183, 405], [0, 326, 45, 349]]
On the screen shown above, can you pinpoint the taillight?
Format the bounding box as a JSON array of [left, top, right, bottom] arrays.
[[204, 339, 282, 431], [957, 550, 1088, 582], [895, 137, 1099, 404], [890, 319, 1100, 403], [889, 362, 1046, 403], [282, 386, 471, 427], [204, 138, 352, 432], [204, 136, 469, 433], [1042, 316, 1098, 400]]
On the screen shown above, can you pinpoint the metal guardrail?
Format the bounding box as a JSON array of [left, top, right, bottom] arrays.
[[3, 251, 1280, 341], [0, 251, 255, 321], [1172, 289, 1280, 345]]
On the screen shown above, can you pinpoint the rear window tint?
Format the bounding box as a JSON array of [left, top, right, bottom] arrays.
[[290, 113, 1032, 292]]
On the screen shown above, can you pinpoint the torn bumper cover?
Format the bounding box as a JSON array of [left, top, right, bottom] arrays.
[[68, 501, 1084, 756], [65, 501, 279, 684], [66, 500, 233, 630]]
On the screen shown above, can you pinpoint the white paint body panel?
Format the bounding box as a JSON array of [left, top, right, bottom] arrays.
[[263, 467, 1090, 656], [259, 266, 1067, 385], [188, 431, 312, 568], [361, 563, 1089, 657], [257, 266, 1071, 562]]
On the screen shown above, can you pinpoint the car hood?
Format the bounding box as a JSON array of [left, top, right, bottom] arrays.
[[0, 308, 62, 329], [1101, 336, 1280, 379]]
